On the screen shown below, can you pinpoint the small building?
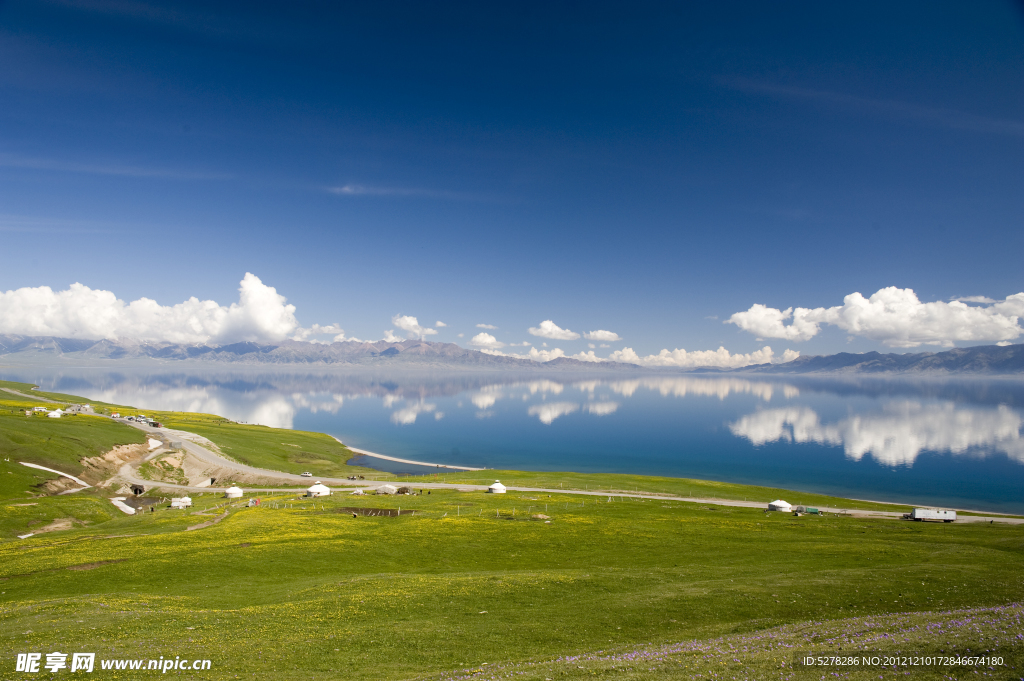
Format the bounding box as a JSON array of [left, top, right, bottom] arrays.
[[47, 409, 63, 418], [32, 406, 48, 412], [488, 480, 507, 494], [225, 486, 243, 499], [170, 496, 192, 509], [767, 499, 791, 512], [307, 482, 331, 497], [375, 484, 398, 495]]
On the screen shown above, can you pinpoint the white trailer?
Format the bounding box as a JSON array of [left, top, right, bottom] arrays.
[[908, 508, 956, 523]]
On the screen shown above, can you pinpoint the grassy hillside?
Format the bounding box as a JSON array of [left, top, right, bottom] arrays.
[[1, 488, 1021, 680], [145, 409, 384, 479]]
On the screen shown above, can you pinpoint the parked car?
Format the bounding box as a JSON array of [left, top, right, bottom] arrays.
[[300, 471, 313, 477]]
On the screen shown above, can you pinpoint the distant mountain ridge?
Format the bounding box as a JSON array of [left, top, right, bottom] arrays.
[[746, 344, 1024, 375], [0, 334, 1021, 374], [0, 334, 641, 371]]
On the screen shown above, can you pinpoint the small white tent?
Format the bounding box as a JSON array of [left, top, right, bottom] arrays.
[[170, 496, 192, 509], [225, 486, 243, 499], [307, 482, 331, 497], [47, 409, 63, 419], [488, 480, 507, 494], [375, 484, 398, 495], [768, 499, 792, 512]]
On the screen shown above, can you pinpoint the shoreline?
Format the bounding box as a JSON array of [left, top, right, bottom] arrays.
[[337, 439, 486, 471]]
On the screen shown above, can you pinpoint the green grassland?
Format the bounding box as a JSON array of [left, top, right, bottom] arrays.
[[1, 489, 1021, 680], [0, 382, 1022, 680], [393, 469, 915, 514]]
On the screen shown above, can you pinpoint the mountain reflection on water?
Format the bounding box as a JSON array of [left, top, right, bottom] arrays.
[[5, 368, 1024, 512]]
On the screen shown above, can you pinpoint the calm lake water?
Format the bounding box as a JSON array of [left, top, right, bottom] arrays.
[[5, 367, 1024, 513]]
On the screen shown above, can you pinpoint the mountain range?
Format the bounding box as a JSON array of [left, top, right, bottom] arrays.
[[0, 334, 1022, 374]]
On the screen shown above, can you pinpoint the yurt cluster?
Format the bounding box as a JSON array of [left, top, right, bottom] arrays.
[[214, 479, 510, 500]]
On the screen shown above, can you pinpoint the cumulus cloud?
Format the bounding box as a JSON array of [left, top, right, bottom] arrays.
[[476, 323, 497, 329], [583, 329, 621, 342], [392, 314, 439, 340], [728, 287, 1024, 348], [952, 295, 997, 304], [469, 332, 505, 349], [435, 321, 447, 327], [528, 320, 580, 340], [291, 323, 347, 343], [382, 330, 403, 343], [608, 345, 793, 368], [481, 346, 605, 363], [528, 401, 579, 424], [0, 273, 301, 345]]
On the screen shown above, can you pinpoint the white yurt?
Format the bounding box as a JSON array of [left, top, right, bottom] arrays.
[[225, 486, 243, 499], [768, 499, 792, 512], [47, 409, 63, 419], [307, 482, 331, 497], [375, 484, 398, 495], [487, 480, 507, 494]]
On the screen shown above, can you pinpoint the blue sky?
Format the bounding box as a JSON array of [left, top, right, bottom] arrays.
[[1, 1, 1023, 364]]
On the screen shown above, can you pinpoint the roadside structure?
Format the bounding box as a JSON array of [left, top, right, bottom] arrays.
[[488, 480, 507, 494], [768, 499, 791, 512], [307, 482, 331, 497], [225, 486, 243, 499]]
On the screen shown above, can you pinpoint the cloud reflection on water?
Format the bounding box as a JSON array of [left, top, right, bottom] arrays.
[[729, 402, 1024, 467]]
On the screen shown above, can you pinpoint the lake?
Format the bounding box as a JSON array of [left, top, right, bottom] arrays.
[[4, 367, 1023, 513]]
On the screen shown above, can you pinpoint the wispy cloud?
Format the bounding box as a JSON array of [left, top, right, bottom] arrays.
[[729, 79, 1024, 138], [326, 184, 480, 200], [0, 153, 232, 180]]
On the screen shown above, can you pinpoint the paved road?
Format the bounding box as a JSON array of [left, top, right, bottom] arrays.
[[1, 387, 61, 403]]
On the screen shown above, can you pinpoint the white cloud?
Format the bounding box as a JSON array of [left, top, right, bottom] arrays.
[[728, 287, 1024, 348], [0, 273, 301, 345], [726, 305, 821, 342], [729, 402, 1024, 467], [469, 332, 505, 349], [457, 333, 464, 338], [435, 321, 447, 327], [382, 330, 403, 343], [583, 329, 621, 342], [952, 296, 997, 304], [528, 320, 580, 340], [588, 343, 596, 349], [528, 402, 579, 424], [608, 345, 791, 368], [476, 323, 497, 329], [481, 346, 607, 363], [584, 401, 619, 416], [291, 323, 346, 342], [781, 349, 801, 363], [392, 314, 439, 340]]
